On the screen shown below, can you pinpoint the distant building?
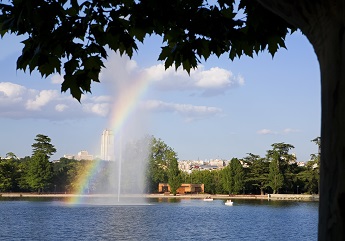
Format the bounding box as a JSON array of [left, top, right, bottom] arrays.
[[158, 183, 204, 194], [101, 129, 114, 161], [63, 154, 74, 160], [297, 161, 306, 167], [209, 159, 225, 167], [64, 150, 93, 161], [75, 150, 94, 161]]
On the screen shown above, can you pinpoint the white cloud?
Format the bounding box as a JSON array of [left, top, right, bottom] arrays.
[[194, 67, 233, 88], [0, 82, 26, 100], [51, 74, 64, 84], [82, 103, 110, 117], [257, 129, 277, 135], [26, 90, 59, 110], [126, 59, 138, 72], [257, 128, 300, 135], [55, 104, 68, 112], [143, 64, 244, 96], [143, 99, 222, 121], [0, 53, 240, 120], [101, 52, 244, 97], [0, 82, 112, 119]]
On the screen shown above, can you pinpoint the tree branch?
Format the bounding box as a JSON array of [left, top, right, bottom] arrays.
[[256, 0, 321, 34]]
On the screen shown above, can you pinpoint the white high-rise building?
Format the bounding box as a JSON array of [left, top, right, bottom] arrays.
[[101, 129, 114, 161]]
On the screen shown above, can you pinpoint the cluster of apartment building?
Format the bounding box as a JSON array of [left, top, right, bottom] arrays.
[[178, 159, 229, 173], [63, 150, 94, 161], [178, 158, 307, 173]]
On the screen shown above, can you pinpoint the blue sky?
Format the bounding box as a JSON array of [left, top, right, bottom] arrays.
[[0, 30, 320, 162]]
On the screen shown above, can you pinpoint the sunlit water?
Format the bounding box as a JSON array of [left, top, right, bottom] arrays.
[[0, 198, 318, 241]]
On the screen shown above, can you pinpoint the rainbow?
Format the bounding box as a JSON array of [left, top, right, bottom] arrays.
[[67, 159, 106, 204], [108, 72, 151, 135], [67, 71, 151, 204]]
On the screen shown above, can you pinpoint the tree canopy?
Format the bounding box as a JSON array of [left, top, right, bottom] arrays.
[[0, 0, 293, 101], [31, 134, 57, 158], [26, 152, 53, 193], [146, 136, 180, 193]]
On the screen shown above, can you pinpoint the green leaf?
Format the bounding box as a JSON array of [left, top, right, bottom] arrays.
[[64, 59, 79, 75], [61, 75, 82, 101]]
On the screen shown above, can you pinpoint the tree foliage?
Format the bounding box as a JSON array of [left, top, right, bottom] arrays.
[[0, 158, 19, 192], [244, 153, 268, 195], [26, 152, 53, 193], [222, 158, 245, 194], [268, 152, 284, 194], [0, 0, 294, 101], [266, 143, 295, 193], [167, 157, 182, 196], [31, 134, 57, 158], [230, 158, 245, 194], [146, 136, 179, 193], [222, 164, 234, 194]]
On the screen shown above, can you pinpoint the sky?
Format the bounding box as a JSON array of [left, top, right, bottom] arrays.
[[0, 30, 321, 162]]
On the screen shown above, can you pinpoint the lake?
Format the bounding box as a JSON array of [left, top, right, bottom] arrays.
[[0, 197, 318, 241]]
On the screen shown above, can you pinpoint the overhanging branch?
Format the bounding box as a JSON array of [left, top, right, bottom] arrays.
[[256, 0, 321, 34]]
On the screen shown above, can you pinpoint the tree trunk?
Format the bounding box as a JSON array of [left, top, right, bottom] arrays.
[[313, 21, 345, 241], [256, 1, 345, 239]]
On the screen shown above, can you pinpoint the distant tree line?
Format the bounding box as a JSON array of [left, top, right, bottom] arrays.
[[0, 134, 319, 195], [180, 140, 320, 195], [0, 134, 182, 194]]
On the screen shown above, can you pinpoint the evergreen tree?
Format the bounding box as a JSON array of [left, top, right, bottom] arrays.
[[221, 158, 245, 195], [26, 152, 53, 193], [31, 134, 57, 159], [245, 153, 269, 195], [266, 143, 295, 192], [299, 160, 319, 194], [230, 158, 245, 194], [222, 165, 234, 195], [167, 156, 182, 196], [268, 152, 284, 194]]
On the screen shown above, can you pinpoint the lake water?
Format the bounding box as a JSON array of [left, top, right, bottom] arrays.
[[0, 198, 318, 241]]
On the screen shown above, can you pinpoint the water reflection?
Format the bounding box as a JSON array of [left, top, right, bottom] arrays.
[[0, 197, 318, 241]]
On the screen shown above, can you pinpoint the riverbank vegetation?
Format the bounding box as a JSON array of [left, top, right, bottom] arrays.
[[0, 134, 319, 196]]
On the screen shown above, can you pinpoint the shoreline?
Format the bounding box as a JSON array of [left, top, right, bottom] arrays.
[[0, 193, 319, 201]]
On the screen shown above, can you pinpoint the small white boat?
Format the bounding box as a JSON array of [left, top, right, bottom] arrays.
[[225, 200, 234, 206], [203, 196, 214, 201]]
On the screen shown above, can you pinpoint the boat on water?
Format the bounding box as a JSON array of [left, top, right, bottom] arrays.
[[225, 200, 234, 206], [203, 196, 214, 201]]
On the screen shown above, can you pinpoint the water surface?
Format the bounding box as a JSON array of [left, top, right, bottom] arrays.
[[0, 198, 318, 240]]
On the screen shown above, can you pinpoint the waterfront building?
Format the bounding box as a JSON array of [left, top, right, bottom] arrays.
[[101, 129, 114, 161], [158, 183, 205, 194]]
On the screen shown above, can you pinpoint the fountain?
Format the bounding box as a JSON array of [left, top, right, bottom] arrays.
[[94, 53, 151, 205]]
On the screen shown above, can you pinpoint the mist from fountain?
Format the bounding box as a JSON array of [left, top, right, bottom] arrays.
[[91, 53, 151, 205]]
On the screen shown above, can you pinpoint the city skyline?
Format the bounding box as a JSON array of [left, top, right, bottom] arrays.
[[0, 31, 320, 162]]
